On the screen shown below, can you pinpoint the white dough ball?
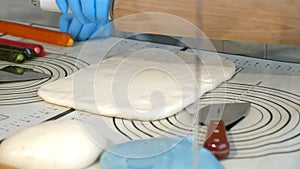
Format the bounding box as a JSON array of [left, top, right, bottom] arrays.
[[0, 120, 106, 169]]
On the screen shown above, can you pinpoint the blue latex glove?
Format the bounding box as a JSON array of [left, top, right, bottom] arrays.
[[100, 136, 221, 169], [55, 0, 110, 23], [59, 13, 111, 41]]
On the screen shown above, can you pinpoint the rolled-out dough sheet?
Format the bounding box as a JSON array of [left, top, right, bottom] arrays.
[[38, 49, 235, 120]]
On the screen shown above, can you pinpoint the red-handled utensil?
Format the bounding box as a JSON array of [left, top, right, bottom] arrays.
[[0, 38, 46, 57], [204, 120, 230, 159], [198, 103, 250, 159]]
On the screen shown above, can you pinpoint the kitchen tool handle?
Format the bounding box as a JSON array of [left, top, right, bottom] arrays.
[[203, 120, 230, 159], [0, 20, 73, 47], [0, 163, 18, 169]]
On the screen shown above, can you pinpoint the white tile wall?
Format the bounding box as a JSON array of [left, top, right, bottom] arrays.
[[223, 40, 266, 58], [0, 0, 60, 26], [267, 44, 300, 63]]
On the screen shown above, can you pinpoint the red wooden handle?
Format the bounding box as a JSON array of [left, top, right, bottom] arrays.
[[204, 120, 230, 159]]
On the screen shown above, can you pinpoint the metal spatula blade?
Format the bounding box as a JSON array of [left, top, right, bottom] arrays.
[[199, 102, 251, 130]]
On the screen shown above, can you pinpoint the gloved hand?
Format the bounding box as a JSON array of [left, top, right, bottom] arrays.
[[55, 0, 111, 23], [59, 13, 111, 41]]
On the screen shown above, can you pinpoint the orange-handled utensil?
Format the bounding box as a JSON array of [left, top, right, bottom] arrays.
[[0, 20, 73, 47], [0, 163, 18, 169]]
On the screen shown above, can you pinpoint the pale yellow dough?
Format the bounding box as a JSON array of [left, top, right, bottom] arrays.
[[0, 120, 106, 169], [38, 49, 235, 120]]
